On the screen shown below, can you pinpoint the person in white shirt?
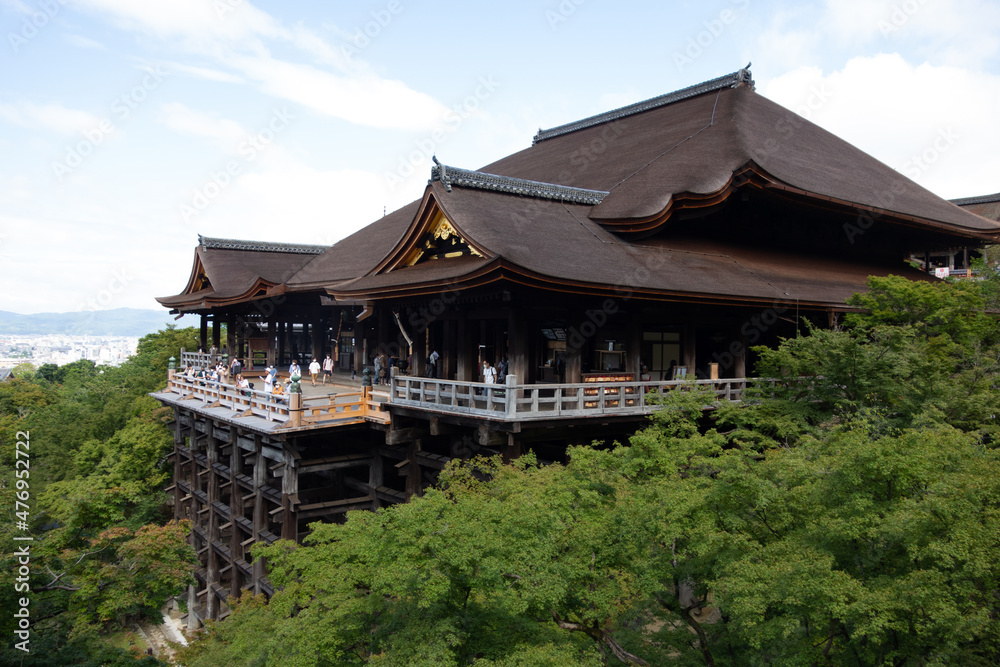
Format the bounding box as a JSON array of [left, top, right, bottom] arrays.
[[483, 360, 496, 385], [309, 358, 321, 387], [322, 354, 334, 385], [289, 360, 301, 379]]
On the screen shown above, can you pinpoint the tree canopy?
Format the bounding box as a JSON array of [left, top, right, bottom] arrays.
[[181, 277, 1000, 666]]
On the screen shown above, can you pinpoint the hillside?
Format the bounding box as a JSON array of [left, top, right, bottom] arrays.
[[0, 308, 198, 337]]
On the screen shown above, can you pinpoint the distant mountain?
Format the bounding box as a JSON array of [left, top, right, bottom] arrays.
[[0, 308, 199, 337]]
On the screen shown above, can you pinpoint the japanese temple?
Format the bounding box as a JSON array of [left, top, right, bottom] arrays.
[[151, 66, 1000, 625]]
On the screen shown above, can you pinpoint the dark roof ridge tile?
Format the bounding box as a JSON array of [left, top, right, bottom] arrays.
[[951, 192, 1000, 206], [532, 65, 754, 144], [198, 235, 329, 255], [429, 161, 609, 205]]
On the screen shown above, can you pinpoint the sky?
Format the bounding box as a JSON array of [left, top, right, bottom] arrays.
[[1, 0, 999, 315]]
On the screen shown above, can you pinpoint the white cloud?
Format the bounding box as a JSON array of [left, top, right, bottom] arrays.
[[0, 100, 102, 134], [761, 54, 1000, 198], [822, 0, 1000, 66], [158, 102, 246, 146], [63, 33, 106, 50], [223, 53, 448, 131], [165, 61, 245, 84], [71, 0, 450, 130]]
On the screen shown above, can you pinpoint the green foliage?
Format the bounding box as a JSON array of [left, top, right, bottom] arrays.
[[181, 274, 1000, 665], [0, 326, 198, 664], [64, 521, 196, 635]]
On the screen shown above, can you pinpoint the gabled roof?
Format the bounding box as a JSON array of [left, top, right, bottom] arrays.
[[157, 235, 329, 310], [161, 67, 1000, 313]]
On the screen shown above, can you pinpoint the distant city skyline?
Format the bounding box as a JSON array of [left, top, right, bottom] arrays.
[[2, 0, 999, 314]]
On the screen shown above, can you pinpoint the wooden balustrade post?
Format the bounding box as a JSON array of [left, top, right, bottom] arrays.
[[505, 374, 517, 419], [288, 392, 302, 428]]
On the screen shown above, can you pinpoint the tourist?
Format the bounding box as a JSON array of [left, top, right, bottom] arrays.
[[483, 360, 496, 385], [309, 358, 321, 387], [237, 374, 250, 395], [428, 349, 439, 378], [289, 359, 301, 379], [322, 354, 334, 385], [373, 353, 383, 386], [230, 357, 242, 383], [264, 365, 276, 393]]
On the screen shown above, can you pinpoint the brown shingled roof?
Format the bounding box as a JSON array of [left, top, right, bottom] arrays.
[[160, 67, 999, 313], [157, 237, 328, 310]]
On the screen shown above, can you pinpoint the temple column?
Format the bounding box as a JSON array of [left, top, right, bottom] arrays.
[[508, 308, 529, 383], [683, 322, 696, 376], [211, 315, 221, 351], [199, 315, 208, 352], [278, 321, 287, 368], [267, 320, 276, 367]]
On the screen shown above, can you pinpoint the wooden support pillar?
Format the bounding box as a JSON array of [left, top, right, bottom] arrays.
[[412, 320, 427, 378], [205, 425, 219, 620], [226, 314, 236, 357], [565, 349, 582, 384], [405, 442, 422, 500], [187, 584, 200, 632], [228, 428, 244, 594], [276, 321, 285, 368], [733, 326, 747, 379], [442, 318, 455, 380], [267, 320, 276, 367], [683, 322, 696, 376], [628, 313, 642, 377], [456, 315, 474, 382], [172, 408, 184, 520], [236, 318, 247, 366], [211, 316, 221, 351], [252, 435, 266, 595], [502, 433, 522, 464], [281, 447, 298, 542], [311, 316, 324, 362], [199, 315, 208, 352], [508, 308, 529, 384], [369, 452, 383, 511]]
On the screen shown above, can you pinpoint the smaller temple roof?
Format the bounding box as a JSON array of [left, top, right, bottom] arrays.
[[952, 192, 1000, 222], [157, 235, 329, 311]]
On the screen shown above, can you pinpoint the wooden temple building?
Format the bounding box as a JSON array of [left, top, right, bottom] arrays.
[[152, 66, 1000, 625]]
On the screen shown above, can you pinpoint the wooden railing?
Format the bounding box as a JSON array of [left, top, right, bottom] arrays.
[[166, 373, 390, 428], [389, 374, 759, 421], [300, 389, 390, 426], [180, 348, 224, 370], [168, 374, 291, 422]]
